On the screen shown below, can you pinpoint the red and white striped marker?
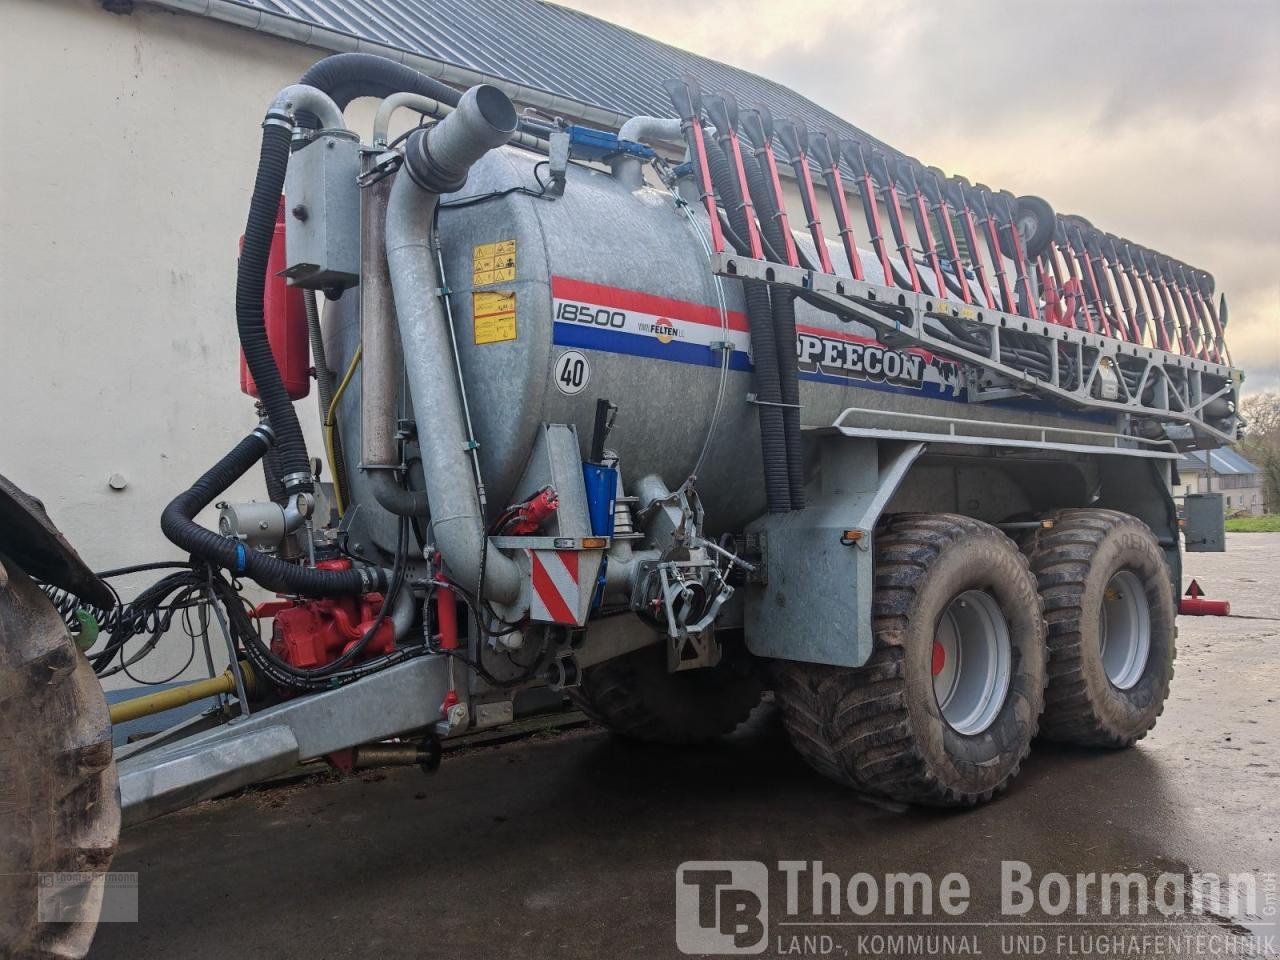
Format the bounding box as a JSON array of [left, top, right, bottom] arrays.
[[530, 550, 582, 625]]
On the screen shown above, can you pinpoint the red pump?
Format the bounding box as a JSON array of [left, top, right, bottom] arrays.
[[239, 197, 310, 401], [256, 559, 395, 671]]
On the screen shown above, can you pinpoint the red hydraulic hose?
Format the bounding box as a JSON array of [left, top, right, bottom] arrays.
[[841, 138, 894, 286], [900, 163, 947, 298], [663, 78, 726, 255], [921, 168, 972, 305], [970, 186, 1015, 314], [703, 94, 764, 260], [1059, 234, 1097, 333], [776, 119, 834, 274], [809, 132, 863, 280], [869, 149, 921, 292], [740, 107, 801, 268], [948, 178, 998, 309]]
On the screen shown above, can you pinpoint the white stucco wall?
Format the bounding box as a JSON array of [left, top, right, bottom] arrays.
[[0, 0, 404, 686]]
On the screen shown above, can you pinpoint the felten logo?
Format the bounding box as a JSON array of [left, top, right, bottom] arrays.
[[676, 861, 769, 955], [645, 318, 681, 344]]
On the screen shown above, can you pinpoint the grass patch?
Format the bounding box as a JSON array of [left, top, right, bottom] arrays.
[[1225, 515, 1280, 533]]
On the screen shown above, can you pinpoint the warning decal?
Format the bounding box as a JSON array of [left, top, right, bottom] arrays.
[[472, 240, 516, 286], [472, 290, 517, 344], [530, 550, 581, 625]]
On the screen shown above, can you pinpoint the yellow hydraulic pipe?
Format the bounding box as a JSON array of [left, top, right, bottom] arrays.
[[109, 663, 255, 725]]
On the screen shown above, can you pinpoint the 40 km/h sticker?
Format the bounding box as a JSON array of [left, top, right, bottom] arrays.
[[554, 350, 591, 396]]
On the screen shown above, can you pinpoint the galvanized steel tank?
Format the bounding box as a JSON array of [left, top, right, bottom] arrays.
[[328, 144, 1106, 536]]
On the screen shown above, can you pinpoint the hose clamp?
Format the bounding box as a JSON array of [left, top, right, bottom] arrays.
[[281, 470, 312, 492], [357, 566, 384, 593], [262, 112, 294, 132], [252, 423, 276, 445]]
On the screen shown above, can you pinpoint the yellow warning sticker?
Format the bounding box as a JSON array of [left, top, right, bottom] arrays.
[[472, 290, 517, 345], [472, 239, 516, 286]]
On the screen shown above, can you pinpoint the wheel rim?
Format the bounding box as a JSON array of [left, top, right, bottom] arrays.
[[1100, 569, 1151, 690], [1016, 212, 1039, 246], [932, 589, 1013, 735]]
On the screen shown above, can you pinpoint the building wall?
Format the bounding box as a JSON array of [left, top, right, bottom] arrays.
[[0, 0, 406, 686], [0, 0, 989, 692], [1173, 472, 1265, 515]]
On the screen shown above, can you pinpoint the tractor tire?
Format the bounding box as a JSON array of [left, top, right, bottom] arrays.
[[773, 514, 1047, 807], [0, 551, 120, 960], [1024, 509, 1176, 747], [578, 641, 763, 744]]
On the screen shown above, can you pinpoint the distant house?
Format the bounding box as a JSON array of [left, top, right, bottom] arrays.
[[1174, 449, 1266, 515]]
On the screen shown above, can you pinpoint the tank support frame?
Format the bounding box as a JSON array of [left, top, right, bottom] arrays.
[[712, 251, 1240, 448]]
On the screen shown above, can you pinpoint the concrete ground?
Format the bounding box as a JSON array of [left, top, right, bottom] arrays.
[[92, 535, 1279, 959]]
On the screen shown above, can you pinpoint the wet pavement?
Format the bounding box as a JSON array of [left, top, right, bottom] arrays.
[[91, 534, 1279, 959]]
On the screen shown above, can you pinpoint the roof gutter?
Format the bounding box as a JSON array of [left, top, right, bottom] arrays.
[[139, 0, 638, 131]]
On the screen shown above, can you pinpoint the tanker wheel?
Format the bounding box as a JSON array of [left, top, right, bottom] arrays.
[[1023, 509, 1176, 747], [578, 638, 764, 744], [772, 514, 1047, 806], [999, 195, 1056, 261], [0, 551, 120, 959]]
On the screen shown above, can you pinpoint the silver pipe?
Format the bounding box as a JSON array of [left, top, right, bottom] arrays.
[[374, 92, 452, 147], [267, 84, 345, 129], [374, 93, 548, 152], [391, 582, 416, 639], [385, 86, 522, 604], [617, 115, 683, 144], [361, 157, 430, 518], [611, 116, 683, 188]]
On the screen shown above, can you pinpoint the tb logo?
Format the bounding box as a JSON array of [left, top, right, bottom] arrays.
[[676, 861, 768, 955]]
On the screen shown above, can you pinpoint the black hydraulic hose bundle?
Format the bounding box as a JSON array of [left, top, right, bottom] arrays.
[[738, 136, 805, 508], [703, 139, 792, 513], [161, 427, 386, 597]]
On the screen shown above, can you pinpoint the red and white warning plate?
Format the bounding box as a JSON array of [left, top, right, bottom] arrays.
[[530, 549, 583, 625]]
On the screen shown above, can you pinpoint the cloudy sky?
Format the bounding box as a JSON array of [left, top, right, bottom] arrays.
[[562, 0, 1278, 393]]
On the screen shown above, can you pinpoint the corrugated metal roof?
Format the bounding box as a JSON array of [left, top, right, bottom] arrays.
[[1179, 449, 1259, 475], [201, 0, 893, 149]]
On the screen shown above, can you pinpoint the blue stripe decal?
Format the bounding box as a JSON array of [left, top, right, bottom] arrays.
[[554, 324, 753, 372]]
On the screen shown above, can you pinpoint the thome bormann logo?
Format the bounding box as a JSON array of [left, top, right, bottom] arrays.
[[677, 860, 1278, 957], [676, 862, 770, 954]]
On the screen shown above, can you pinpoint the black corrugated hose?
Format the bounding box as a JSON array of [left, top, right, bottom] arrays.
[[704, 141, 791, 512], [295, 53, 461, 128], [296, 53, 547, 140], [160, 427, 385, 597], [739, 148, 805, 508], [238, 117, 312, 492]]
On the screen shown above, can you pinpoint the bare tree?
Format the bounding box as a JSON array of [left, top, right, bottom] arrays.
[[1239, 392, 1280, 513]]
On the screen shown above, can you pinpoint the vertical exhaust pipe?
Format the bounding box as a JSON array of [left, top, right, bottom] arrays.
[[385, 85, 522, 604]]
